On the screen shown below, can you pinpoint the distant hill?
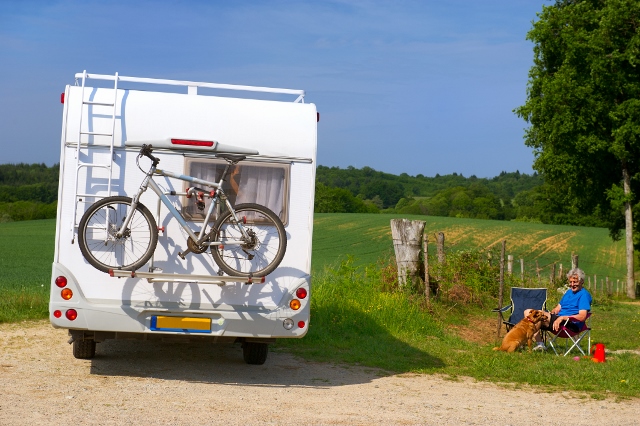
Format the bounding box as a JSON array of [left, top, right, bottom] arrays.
[[312, 213, 627, 288]]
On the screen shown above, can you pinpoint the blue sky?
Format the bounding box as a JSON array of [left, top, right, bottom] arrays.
[[0, 0, 547, 177]]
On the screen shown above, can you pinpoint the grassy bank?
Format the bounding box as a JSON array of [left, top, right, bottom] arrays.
[[278, 257, 640, 399]]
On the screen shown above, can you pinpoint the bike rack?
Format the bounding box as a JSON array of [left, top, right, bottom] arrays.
[[108, 269, 266, 286]]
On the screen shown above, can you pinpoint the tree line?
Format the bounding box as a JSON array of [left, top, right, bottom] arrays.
[[315, 165, 606, 225], [0, 163, 59, 222], [0, 161, 608, 226]]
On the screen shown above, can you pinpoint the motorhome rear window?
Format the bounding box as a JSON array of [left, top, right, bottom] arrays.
[[183, 158, 289, 225]]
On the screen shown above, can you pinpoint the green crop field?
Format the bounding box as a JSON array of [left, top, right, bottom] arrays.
[[0, 214, 632, 322], [0, 219, 55, 322], [313, 213, 630, 291]]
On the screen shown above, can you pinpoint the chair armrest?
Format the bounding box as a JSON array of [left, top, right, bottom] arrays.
[[491, 304, 512, 313]]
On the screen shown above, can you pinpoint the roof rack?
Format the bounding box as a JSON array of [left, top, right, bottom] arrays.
[[74, 71, 306, 103]]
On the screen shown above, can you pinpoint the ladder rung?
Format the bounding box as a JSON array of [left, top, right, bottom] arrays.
[[83, 101, 114, 106], [78, 163, 111, 169], [80, 131, 113, 136], [76, 194, 107, 198]]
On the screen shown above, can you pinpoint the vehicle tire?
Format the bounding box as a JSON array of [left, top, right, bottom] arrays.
[[78, 196, 158, 273], [210, 203, 286, 277], [242, 342, 268, 365], [72, 339, 96, 359]]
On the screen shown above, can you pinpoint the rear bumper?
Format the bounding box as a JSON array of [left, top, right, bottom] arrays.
[[50, 263, 310, 340]]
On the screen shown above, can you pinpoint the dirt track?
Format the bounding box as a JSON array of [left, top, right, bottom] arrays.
[[1, 320, 638, 425]]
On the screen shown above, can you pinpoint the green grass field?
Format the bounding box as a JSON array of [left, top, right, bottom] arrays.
[[313, 213, 630, 292], [0, 219, 55, 322]]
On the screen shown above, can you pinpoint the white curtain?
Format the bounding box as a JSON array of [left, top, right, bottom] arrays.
[[184, 160, 286, 222]]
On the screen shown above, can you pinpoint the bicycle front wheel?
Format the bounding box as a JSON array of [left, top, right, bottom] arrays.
[[210, 203, 287, 277], [78, 196, 158, 273]]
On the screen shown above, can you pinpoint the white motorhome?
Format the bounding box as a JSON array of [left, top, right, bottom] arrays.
[[50, 71, 317, 364]]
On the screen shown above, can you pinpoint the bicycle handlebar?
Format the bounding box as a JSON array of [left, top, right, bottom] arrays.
[[139, 144, 160, 165]]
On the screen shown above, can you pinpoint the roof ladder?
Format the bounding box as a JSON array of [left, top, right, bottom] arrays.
[[70, 70, 119, 242]]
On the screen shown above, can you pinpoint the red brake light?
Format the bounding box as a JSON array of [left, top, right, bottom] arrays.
[[298, 321, 306, 328], [55, 276, 68, 288], [53, 310, 62, 318], [60, 93, 65, 104], [65, 309, 78, 321], [171, 139, 214, 147], [296, 288, 307, 299]]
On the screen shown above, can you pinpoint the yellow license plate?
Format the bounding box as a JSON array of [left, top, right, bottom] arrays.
[[151, 316, 211, 333]]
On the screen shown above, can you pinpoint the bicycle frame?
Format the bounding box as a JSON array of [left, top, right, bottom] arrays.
[[116, 161, 249, 247]]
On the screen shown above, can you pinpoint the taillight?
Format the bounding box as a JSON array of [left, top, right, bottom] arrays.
[[290, 299, 301, 310], [298, 321, 306, 328], [61, 288, 73, 300], [296, 288, 307, 299], [65, 309, 78, 321], [55, 276, 67, 288], [60, 93, 65, 104], [53, 310, 62, 318], [171, 139, 214, 147]]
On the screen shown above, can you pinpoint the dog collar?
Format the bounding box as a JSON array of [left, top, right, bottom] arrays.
[[526, 317, 534, 323]]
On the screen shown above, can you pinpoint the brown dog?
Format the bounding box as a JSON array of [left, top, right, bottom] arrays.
[[493, 309, 545, 353]]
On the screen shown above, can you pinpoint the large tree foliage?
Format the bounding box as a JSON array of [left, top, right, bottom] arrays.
[[516, 0, 640, 297]]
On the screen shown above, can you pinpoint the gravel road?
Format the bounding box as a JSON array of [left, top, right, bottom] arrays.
[[1, 320, 638, 425]]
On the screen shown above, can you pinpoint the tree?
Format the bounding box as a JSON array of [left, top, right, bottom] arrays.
[[516, 0, 640, 298]]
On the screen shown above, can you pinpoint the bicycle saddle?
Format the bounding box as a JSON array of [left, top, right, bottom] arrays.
[[216, 153, 247, 163]]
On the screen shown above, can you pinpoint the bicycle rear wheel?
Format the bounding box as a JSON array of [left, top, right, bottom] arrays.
[[210, 203, 287, 277], [78, 196, 158, 273]]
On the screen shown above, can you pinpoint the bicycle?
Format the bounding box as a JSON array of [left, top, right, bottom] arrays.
[[77, 144, 287, 277]]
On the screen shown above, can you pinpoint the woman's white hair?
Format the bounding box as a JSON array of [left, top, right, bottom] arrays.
[[566, 268, 585, 281]]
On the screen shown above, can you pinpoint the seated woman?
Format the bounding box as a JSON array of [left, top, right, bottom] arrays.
[[524, 267, 592, 351]]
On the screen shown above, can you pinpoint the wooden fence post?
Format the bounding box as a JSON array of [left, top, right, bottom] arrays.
[[423, 232, 430, 301], [535, 260, 541, 284], [436, 232, 445, 264], [390, 219, 426, 288], [496, 240, 506, 337], [550, 263, 556, 286], [507, 255, 513, 276], [520, 259, 524, 283], [559, 264, 563, 282], [571, 254, 579, 270], [606, 277, 612, 296]]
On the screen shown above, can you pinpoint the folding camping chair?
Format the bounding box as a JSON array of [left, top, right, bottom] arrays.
[[492, 287, 548, 334], [546, 313, 592, 356]]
